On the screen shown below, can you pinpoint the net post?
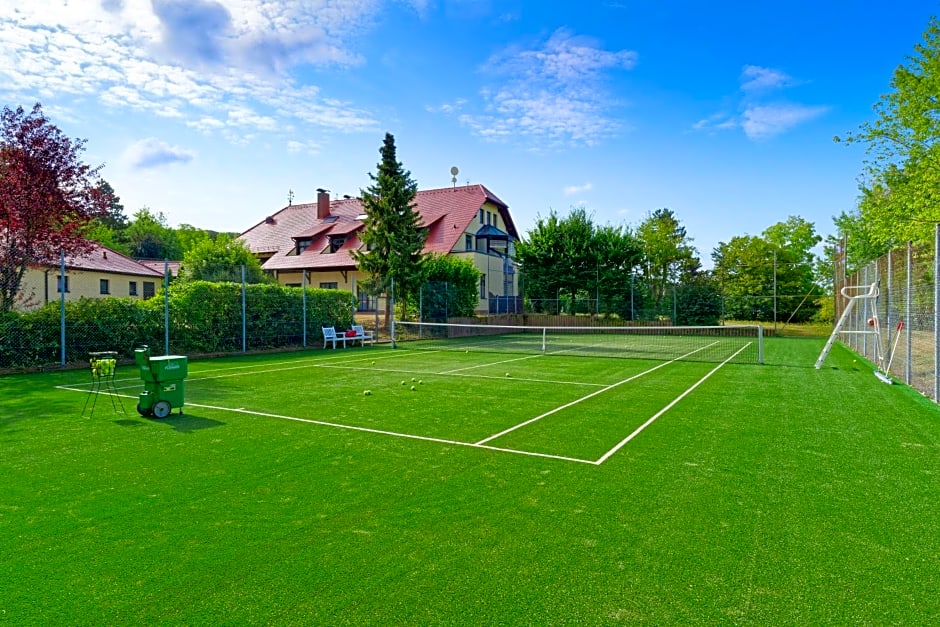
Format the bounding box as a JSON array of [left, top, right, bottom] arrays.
[[757, 324, 764, 364], [390, 278, 396, 349]]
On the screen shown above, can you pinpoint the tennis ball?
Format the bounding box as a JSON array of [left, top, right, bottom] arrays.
[[401, 380, 406, 385], [411, 377, 416, 382], [418, 380, 423, 384], [371, 361, 375, 365], [363, 390, 372, 396], [410, 385, 416, 391], [505, 372, 510, 377]]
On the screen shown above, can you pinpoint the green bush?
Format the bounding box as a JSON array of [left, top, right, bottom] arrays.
[[0, 284, 354, 369]]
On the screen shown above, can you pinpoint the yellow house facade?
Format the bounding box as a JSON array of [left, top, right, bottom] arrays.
[[15, 244, 165, 311]]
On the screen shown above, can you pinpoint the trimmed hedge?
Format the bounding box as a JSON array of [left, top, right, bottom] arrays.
[[0, 282, 354, 370]]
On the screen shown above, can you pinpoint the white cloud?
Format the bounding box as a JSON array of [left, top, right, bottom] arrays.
[[563, 183, 593, 195], [740, 65, 795, 92], [460, 29, 637, 148], [741, 104, 829, 140], [0, 0, 380, 145], [426, 99, 468, 115], [122, 137, 196, 169], [693, 65, 825, 140], [286, 139, 321, 155]]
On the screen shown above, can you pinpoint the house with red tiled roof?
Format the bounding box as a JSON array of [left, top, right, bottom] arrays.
[[16, 243, 165, 311], [238, 185, 519, 314]]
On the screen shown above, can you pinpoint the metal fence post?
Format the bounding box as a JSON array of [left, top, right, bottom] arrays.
[[164, 259, 169, 355], [241, 264, 247, 354], [934, 224, 939, 402], [60, 250, 66, 365], [302, 270, 307, 348], [906, 241, 912, 385]]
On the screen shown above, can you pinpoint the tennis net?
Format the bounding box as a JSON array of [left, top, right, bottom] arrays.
[[392, 321, 763, 364]]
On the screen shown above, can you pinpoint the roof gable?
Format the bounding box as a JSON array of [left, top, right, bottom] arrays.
[[53, 244, 164, 277], [239, 184, 517, 272]]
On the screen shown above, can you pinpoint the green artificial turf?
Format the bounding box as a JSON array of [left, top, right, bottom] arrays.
[[1, 338, 938, 624]]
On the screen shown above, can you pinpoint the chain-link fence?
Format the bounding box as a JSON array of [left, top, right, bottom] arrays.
[[834, 231, 939, 401], [489, 269, 822, 326], [0, 264, 390, 371]]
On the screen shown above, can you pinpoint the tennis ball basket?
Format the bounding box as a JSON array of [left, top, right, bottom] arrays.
[[134, 345, 188, 419]]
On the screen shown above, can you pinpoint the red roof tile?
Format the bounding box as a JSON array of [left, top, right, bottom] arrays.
[[240, 184, 515, 273], [61, 244, 164, 277]]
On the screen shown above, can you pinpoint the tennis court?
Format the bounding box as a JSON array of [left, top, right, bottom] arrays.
[[58, 326, 762, 464], [4, 333, 939, 624]]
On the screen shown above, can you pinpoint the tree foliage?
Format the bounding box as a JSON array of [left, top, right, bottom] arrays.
[[351, 133, 425, 322], [123, 208, 182, 260], [838, 17, 940, 247], [636, 208, 700, 308], [405, 254, 481, 321], [515, 207, 642, 316], [0, 103, 111, 312], [712, 231, 821, 323], [178, 233, 268, 284]]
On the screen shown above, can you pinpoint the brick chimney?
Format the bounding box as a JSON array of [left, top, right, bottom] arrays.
[[316, 188, 330, 219]]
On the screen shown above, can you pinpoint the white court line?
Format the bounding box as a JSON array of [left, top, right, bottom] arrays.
[[474, 342, 720, 446], [54, 342, 746, 466], [592, 342, 752, 465], [53, 383, 595, 464], [316, 364, 605, 388], [441, 352, 544, 374], [186, 402, 596, 464]]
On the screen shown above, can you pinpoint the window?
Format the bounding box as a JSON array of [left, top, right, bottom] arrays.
[[486, 211, 491, 225], [479, 209, 484, 224], [129, 281, 138, 296], [143, 282, 155, 299], [357, 286, 377, 312], [479, 276, 486, 299], [297, 239, 312, 254], [329, 236, 346, 253], [99, 279, 110, 295], [320, 282, 338, 289], [56, 276, 69, 293], [465, 234, 473, 251]]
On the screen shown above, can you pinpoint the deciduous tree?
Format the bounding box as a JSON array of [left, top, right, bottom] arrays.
[[123, 208, 182, 260], [0, 103, 111, 311], [179, 233, 268, 283], [636, 208, 699, 310], [837, 17, 940, 247]]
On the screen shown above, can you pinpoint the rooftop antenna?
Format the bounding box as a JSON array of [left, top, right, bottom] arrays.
[[287, 189, 294, 206], [450, 166, 459, 189]]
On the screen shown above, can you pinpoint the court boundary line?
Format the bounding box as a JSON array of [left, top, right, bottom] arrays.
[[54, 342, 750, 466], [52, 386, 596, 465], [474, 342, 720, 446], [593, 342, 752, 464]]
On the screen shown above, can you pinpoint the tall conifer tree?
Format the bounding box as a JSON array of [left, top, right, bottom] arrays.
[[352, 133, 425, 323]]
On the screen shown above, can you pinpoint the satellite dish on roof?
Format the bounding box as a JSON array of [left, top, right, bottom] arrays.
[[450, 166, 459, 188]]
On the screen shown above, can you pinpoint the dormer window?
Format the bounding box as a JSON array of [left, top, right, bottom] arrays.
[[297, 239, 312, 254], [329, 235, 346, 253]]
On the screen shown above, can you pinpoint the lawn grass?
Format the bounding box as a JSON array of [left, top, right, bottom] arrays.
[[1, 337, 938, 624]]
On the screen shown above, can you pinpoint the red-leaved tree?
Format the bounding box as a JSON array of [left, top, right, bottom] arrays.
[[0, 103, 111, 311]]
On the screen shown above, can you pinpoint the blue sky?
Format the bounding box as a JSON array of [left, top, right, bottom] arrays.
[[1, 1, 936, 267]]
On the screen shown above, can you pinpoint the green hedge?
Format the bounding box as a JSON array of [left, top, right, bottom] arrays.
[[0, 282, 354, 369]]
